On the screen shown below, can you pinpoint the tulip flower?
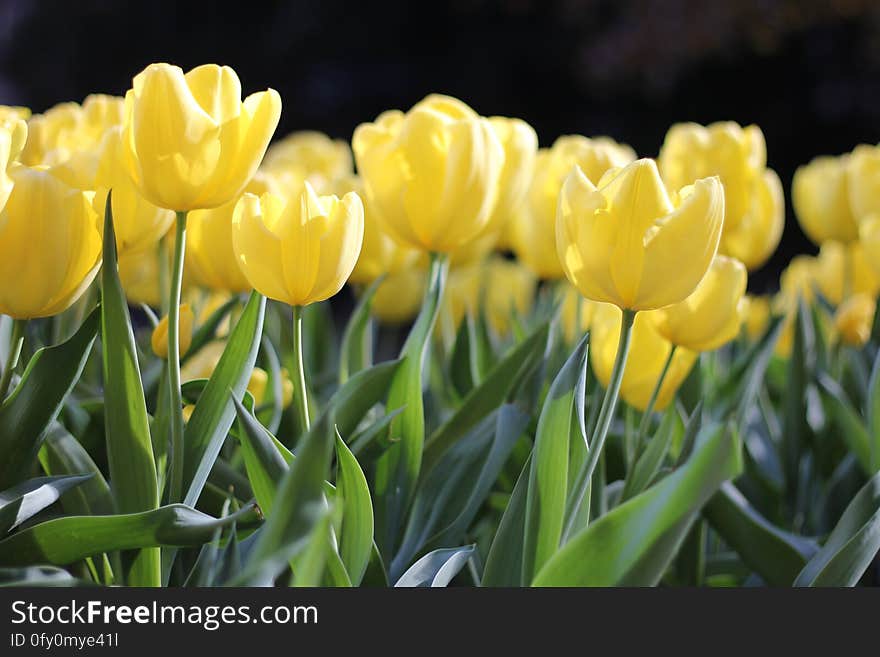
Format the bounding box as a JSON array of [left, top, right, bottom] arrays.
[[118, 247, 163, 308], [151, 304, 194, 359], [847, 143, 880, 222], [659, 122, 782, 271], [371, 268, 428, 325], [650, 255, 747, 353], [860, 215, 880, 278], [556, 158, 724, 312], [483, 257, 537, 337], [0, 105, 29, 123], [0, 118, 26, 211], [559, 282, 598, 344], [591, 303, 698, 413], [352, 94, 504, 254], [233, 181, 364, 430], [834, 293, 875, 347], [186, 172, 277, 294], [512, 135, 636, 278], [262, 131, 353, 192], [792, 154, 860, 245], [121, 62, 280, 502], [742, 295, 771, 341], [812, 240, 880, 305]]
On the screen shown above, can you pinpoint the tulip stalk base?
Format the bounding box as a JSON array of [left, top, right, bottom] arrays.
[[563, 308, 636, 542], [292, 305, 310, 433], [166, 211, 188, 505], [0, 318, 25, 401]]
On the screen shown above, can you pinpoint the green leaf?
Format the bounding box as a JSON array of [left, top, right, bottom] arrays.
[[781, 299, 812, 495], [533, 425, 742, 586], [394, 545, 475, 587], [183, 291, 266, 507], [374, 255, 448, 554], [233, 396, 288, 516], [0, 503, 259, 566], [704, 482, 818, 586], [339, 277, 382, 384], [0, 474, 93, 534], [482, 454, 531, 587], [522, 335, 589, 582], [422, 320, 549, 472], [818, 373, 874, 475], [0, 309, 99, 490], [335, 433, 374, 585], [181, 295, 240, 367], [795, 470, 880, 586], [867, 349, 880, 473], [99, 194, 159, 586], [621, 406, 682, 502]]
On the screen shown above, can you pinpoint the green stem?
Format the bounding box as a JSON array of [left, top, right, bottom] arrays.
[[166, 211, 187, 504], [562, 308, 636, 542], [636, 344, 677, 438], [0, 318, 25, 401], [292, 305, 310, 432]]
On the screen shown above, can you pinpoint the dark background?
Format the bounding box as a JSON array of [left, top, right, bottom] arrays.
[[1, 0, 879, 291]]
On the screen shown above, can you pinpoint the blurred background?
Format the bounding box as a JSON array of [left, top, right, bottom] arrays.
[[0, 0, 878, 290]]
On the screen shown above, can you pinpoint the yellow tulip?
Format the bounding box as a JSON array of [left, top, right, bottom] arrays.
[[352, 94, 504, 253], [337, 175, 421, 285], [93, 127, 175, 256], [777, 255, 818, 309], [483, 257, 536, 336], [847, 143, 880, 222], [556, 158, 724, 311], [436, 263, 483, 343], [262, 130, 353, 191], [482, 116, 538, 234], [232, 181, 364, 306], [512, 136, 636, 278], [0, 118, 27, 211], [719, 169, 784, 270], [186, 172, 277, 293], [834, 293, 875, 347], [122, 63, 281, 212], [591, 304, 697, 412], [117, 247, 163, 307], [370, 267, 427, 325], [0, 106, 30, 122], [0, 165, 101, 319], [151, 304, 194, 359], [649, 255, 747, 352], [792, 154, 859, 245], [812, 241, 879, 305], [559, 282, 598, 343], [860, 215, 880, 277], [22, 95, 123, 165], [742, 295, 771, 341], [246, 366, 294, 408]]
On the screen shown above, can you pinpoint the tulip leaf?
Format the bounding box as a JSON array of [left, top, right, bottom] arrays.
[[781, 299, 812, 495], [422, 320, 550, 472], [183, 291, 266, 507], [704, 482, 818, 585], [0, 503, 259, 566], [621, 405, 682, 502], [794, 470, 880, 586], [339, 276, 382, 384], [394, 545, 475, 587], [334, 434, 374, 586], [374, 255, 448, 556], [482, 455, 532, 586], [522, 335, 589, 582], [181, 295, 240, 367], [0, 474, 93, 534], [867, 349, 880, 473], [818, 373, 874, 475], [233, 396, 289, 516], [532, 425, 742, 586], [99, 194, 160, 587], [0, 308, 99, 490]]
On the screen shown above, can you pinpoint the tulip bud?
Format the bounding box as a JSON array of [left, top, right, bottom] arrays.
[[353, 94, 504, 253], [649, 255, 747, 352], [151, 303, 194, 359], [232, 182, 364, 307], [512, 136, 636, 279], [834, 293, 875, 347], [246, 366, 294, 408], [556, 158, 724, 311], [591, 303, 697, 412], [122, 63, 281, 211], [0, 166, 101, 319], [792, 154, 860, 245]]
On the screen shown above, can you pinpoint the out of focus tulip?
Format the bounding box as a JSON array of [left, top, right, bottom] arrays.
[[834, 293, 875, 347], [512, 135, 636, 278], [719, 170, 784, 270], [559, 282, 597, 343], [812, 240, 880, 305], [232, 182, 364, 307], [482, 117, 538, 235], [0, 106, 30, 123], [371, 267, 428, 325], [0, 118, 26, 210], [847, 143, 880, 222], [436, 263, 482, 342], [591, 304, 698, 412], [186, 172, 277, 293], [742, 295, 771, 341], [649, 255, 747, 352], [0, 166, 101, 319], [93, 127, 175, 256], [118, 247, 163, 307], [860, 215, 880, 278], [483, 257, 536, 336], [122, 63, 281, 211], [556, 158, 724, 311], [151, 303, 194, 359], [792, 154, 860, 245], [262, 131, 353, 192], [352, 94, 504, 253]]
